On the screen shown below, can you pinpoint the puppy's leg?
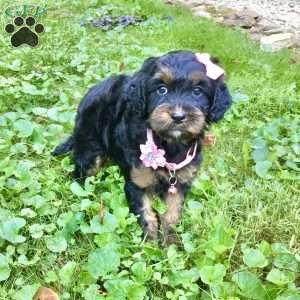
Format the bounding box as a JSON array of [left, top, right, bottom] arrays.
[[124, 181, 158, 240], [160, 191, 184, 246], [74, 149, 104, 180], [73, 131, 104, 180]]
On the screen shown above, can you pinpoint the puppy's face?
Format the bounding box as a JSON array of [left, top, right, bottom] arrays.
[[127, 51, 231, 143], [145, 52, 215, 143]]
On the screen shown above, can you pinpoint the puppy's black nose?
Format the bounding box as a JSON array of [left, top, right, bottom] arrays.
[[171, 111, 186, 123]]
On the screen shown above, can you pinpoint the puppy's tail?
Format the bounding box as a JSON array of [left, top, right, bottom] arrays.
[[51, 136, 74, 156]]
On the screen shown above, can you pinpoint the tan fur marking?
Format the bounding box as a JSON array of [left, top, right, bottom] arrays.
[[186, 110, 206, 136], [160, 192, 183, 245], [154, 66, 174, 85], [142, 194, 158, 240], [149, 104, 173, 133], [157, 165, 198, 185], [87, 155, 103, 176], [188, 71, 205, 85], [177, 165, 198, 184], [130, 167, 156, 188]]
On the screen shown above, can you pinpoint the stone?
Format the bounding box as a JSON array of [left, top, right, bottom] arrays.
[[215, 16, 224, 24], [222, 9, 259, 29], [256, 18, 279, 31], [292, 35, 300, 48], [239, 9, 260, 20], [193, 8, 211, 18], [262, 28, 284, 35], [222, 14, 256, 29], [185, 0, 205, 7], [260, 33, 294, 51]]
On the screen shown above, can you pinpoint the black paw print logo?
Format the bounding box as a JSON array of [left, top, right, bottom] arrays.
[[5, 16, 44, 47]]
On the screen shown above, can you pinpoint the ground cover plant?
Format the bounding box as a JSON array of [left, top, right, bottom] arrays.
[[0, 0, 300, 299]]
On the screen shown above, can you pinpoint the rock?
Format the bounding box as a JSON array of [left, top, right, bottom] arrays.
[[239, 15, 257, 28], [215, 16, 224, 24], [260, 33, 294, 51], [222, 9, 258, 29], [185, 0, 205, 7], [262, 28, 285, 35], [256, 18, 279, 31], [292, 35, 300, 48], [239, 9, 260, 20], [222, 14, 256, 29], [193, 8, 211, 18]]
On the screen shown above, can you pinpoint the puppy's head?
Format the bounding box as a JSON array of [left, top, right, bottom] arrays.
[[127, 50, 231, 143]]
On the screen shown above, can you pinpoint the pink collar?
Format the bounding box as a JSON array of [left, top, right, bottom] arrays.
[[139, 129, 197, 194]]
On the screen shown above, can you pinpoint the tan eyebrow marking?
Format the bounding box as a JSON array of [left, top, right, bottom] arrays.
[[188, 71, 205, 85], [154, 66, 174, 85]]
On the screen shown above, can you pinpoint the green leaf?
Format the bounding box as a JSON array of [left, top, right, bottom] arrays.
[[243, 248, 268, 268], [255, 161, 272, 178], [205, 221, 235, 256], [70, 182, 89, 197], [199, 264, 226, 286], [0, 217, 26, 244], [59, 261, 77, 286], [232, 271, 267, 300], [83, 284, 105, 300], [181, 232, 196, 253], [20, 208, 37, 218], [89, 212, 117, 234], [252, 137, 267, 149], [168, 268, 200, 287], [272, 242, 289, 254], [132, 261, 152, 282], [127, 284, 147, 300], [46, 231, 67, 253], [87, 245, 120, 279], [274, 253, 299, 272], [266, 268, 295, 286], [252, 147, 268, 162], [104, 278, 132, 300], [13, 284, 40, 300], [14, 119, 34, 138], [22, 82, 45, 95], [29, 224, 45, 239], [0, 254, 10, 281], [45, 270, 58, 283], [151, 197, 167, 215]]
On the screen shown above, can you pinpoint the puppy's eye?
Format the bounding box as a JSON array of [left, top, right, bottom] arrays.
[[157, 85, 168, 96], [193, 87, 203, 96]]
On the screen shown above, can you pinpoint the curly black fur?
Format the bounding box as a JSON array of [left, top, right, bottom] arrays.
[[52, 50, 231, 244]]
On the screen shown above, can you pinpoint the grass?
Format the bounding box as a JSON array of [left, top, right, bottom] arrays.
[[0, 0, 300, 299]]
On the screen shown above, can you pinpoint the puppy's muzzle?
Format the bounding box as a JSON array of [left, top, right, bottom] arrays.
[[149, 104, 206, 142]]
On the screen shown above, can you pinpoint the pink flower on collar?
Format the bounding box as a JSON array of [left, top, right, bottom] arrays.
[[139, 140, 166, 170]]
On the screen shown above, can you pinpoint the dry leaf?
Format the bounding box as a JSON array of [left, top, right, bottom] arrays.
[[33, 287, 60, 300], [203, 133, 216, 147], [99, 200, 105, 224], [119, 62, 126, 72]]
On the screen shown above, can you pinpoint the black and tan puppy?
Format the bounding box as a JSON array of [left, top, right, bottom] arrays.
[[52, 50, 231, 245]]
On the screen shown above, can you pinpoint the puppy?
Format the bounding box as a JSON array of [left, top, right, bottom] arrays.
[[52, 50, 231, 245]]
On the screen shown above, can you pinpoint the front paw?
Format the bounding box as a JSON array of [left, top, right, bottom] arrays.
[[143, 221, 159, 241], [161, 225, 180, 246]]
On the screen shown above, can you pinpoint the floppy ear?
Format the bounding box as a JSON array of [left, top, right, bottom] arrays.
[[126, 57, 158, 118], [208, 78, 232, 123]]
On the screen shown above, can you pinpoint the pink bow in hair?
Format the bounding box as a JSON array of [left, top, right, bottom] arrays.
[[196, 53, 225, 80]]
